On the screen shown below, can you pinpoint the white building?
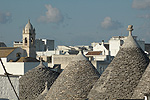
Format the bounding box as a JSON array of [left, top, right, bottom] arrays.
[[36, 45, 92, 68], [109, 36, 145, 56], [36, 43, 110, 73], [52, 54, 76, 69], [0, 47, 44, 75], [36, 50, 61, 67], [108, 36, 126, 56], [92, 40, 109, 55], [57, 45, 92, 54], [87, 41, 111, 74]]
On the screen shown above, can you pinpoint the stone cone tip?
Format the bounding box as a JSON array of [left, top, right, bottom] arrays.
[[122, 25, 139, 48], [73, 50, 87, 61]]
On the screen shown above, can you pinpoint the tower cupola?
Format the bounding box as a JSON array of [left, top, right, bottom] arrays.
[[24, 19, 35, 33]]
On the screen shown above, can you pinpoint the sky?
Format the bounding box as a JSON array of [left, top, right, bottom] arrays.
[[0, 0, 150, 47]]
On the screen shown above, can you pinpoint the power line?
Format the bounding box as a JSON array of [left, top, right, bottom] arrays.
[[0, 58, 20, 100]]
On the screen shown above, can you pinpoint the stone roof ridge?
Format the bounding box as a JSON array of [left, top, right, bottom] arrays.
[[131, 63, 150, 99], [73, 50, 88, 61], [41, 81, 48, 95], [122, 25, 140, 48], [36, 61, 47, 69], [35, 81, 49, 100]]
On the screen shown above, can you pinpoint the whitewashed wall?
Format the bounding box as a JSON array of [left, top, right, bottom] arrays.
[[0, 75, 19, 100], [52, 55, 76, 69], [0, 58, 24, 75], [109, 39, 122, 56], [93, 43, 109, 55], [0, 58, 47, 75]]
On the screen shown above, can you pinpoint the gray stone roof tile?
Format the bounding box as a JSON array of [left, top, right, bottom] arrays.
[[35, 82, 49, 100], [132, 64, 150, 99], [87, 25, 149, 100], [19, 62, 59, 100], [45, 52, 100, 100]]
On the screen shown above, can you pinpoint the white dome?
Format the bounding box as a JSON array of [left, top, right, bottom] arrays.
[[25, 20, 34, 33]]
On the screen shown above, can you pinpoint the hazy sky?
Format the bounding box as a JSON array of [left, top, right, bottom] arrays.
[[0, 0, 150, 47]]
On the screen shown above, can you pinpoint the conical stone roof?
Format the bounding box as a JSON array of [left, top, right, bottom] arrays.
[[87, 25, 149, 100], [35, 82, 49, 100], [45, 51, 100, 100], [36, 93, 47, 100], [132, 63, 150, 99], [19, 62, 60, 100]]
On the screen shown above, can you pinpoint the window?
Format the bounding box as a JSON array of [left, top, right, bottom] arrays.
[[47, 56, 52, 63], [25, 38, 27, 44], [16, 53, 21, 58], [31, 37, 34, 44]]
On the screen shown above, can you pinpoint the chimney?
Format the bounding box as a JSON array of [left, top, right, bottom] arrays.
[[102, 40, 104, 45]]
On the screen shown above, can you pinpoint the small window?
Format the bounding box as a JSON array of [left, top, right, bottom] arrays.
[[25, 38, 27, 44], [31, 37, 34, 44], [16, 53, 21, 58], [47, 56, 52, 63]]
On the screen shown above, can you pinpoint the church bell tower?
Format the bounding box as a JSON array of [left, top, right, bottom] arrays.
[[22, 20, 36, 58]]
